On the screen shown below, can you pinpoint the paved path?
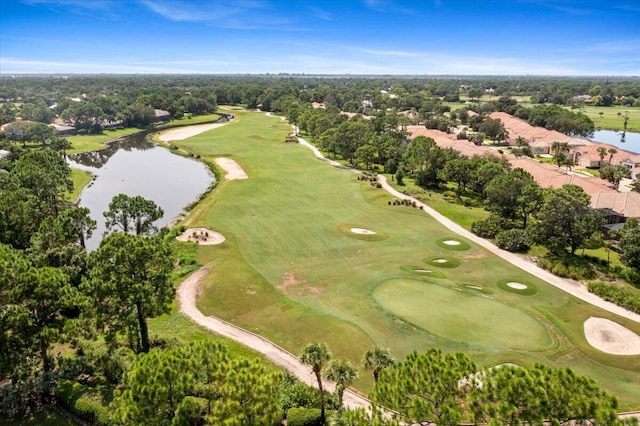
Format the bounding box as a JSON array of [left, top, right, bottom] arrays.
[[174, 120, 639, 421], [177, 265, 370, 410], [296, 134, 640, 324]]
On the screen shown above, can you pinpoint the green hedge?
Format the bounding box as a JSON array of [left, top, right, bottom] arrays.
[[588, 281, 640, 314], [56, 380, 111, 425], [287, 408, 335, 426]]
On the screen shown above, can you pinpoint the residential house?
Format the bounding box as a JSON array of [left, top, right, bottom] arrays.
[[153, 109, 171, 123], [50, 124, 77, 136]]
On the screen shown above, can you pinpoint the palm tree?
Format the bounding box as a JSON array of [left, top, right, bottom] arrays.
[[597, 146, 607, 167], [301, 342, 331, 424], [324, 359, 358, 411], [608, 147, 618, 165], [363, 346, 394, 384]]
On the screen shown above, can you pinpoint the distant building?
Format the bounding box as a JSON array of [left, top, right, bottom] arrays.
[[153, 109, 171, 123], [49, 124, 76, 136], [572, 95, 592, 103]]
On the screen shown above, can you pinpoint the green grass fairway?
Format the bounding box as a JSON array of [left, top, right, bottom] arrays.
[[171, 110, 640, 408], [373, 279, 550, 350], [574, 105, 640, 132]]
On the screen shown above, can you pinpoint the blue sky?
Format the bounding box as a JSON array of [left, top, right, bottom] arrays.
[[1, 0, 639, 75]]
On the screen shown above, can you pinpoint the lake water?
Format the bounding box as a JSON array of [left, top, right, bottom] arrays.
[[590, 130, 640, 154], [68, 131, 214, 250]]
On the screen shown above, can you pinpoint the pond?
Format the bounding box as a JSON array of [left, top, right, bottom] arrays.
[[68, 131, 214, 250], [590, 130, 640, 154]]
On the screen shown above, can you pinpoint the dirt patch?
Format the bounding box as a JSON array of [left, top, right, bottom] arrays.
[[583, 317, 640, 355], [176, 228, 225, 245], [278, 271, 302, 292], [215, 157, 248, 180], [158, 122, 228, 142]]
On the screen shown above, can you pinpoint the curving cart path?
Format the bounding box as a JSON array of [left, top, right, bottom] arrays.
[[296, 133, 640, 325], [177, 265, 371, 410], [174, 119, 639, 420]]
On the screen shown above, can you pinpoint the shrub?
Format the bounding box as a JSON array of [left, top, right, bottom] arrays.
[[537, 256, 596, 280], [471, 215, 508, 239], [287, 408, 335, 426], [588, 281, 640, 314], [0, 373, 56, 419], [56, 380, 111, 425], [495, 229, 529, 252]]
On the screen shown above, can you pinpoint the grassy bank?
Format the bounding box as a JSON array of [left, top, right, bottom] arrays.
[[66, 128, 142, 154], [66, 168, 92, 203], [168, 110, 640, 408], [578, 105, 640, 132]]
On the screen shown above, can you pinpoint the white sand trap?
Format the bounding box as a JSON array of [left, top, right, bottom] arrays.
[[507, 282, 528, 290], [443, 240, 461, 246], [466, 285, 482, 290], [215, 157, 248, 180], [413, 269, 432, 273], [176, 228, 225, 245], [351, 227, 376, 235], [158, 122, 228, 142], [584, 317, 640, 355], [433, 259, 448, 263]]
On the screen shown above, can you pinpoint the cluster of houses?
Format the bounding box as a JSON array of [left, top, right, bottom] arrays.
[[46, 109, 171, 136], [408, 112, 640, 226], [309, 102, 639, 226]]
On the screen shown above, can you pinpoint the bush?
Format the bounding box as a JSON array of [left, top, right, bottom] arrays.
[[0, 373, 56, 419], [588, 281, 640, 314], [471, 215, 508, 239], [56, 380, 111, 425], [495, 229, 529, 252], [537, 256, 596, 280], [74, 396, 110, 425], [287, 408, 335, 426]]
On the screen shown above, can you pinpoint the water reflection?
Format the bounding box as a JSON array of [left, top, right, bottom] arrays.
[[68, 131, 214, 250], [591, 130, 640, 154], [69, 131, 156, 169]]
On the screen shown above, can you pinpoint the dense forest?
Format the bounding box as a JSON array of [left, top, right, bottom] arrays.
[[1, 75, 640, 425]]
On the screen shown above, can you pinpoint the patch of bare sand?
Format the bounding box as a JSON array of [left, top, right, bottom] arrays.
[[350, 227, 376, 235], [176, 228, 225, 245], [215, 157, 248, 180], [158, 122, 228, 142], [278, 271, 302, 292], [584, 317, 640, 355]]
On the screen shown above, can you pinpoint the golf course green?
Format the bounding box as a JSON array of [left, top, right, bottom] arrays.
[[172, 109, 640, 408], [373, 279, 550, 349]]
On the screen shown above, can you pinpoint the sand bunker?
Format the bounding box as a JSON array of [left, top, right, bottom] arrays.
[[158, 122, 228, 142], [443, 240, 461, 246], [432, 259, 448, 263], [507, 282, 528, 290], [413, 269, 432, 273], [350, 227, 376, 235], [176, 228, 225, 245], [215, 157, 248, 180], [583, 317, 640, 355]]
